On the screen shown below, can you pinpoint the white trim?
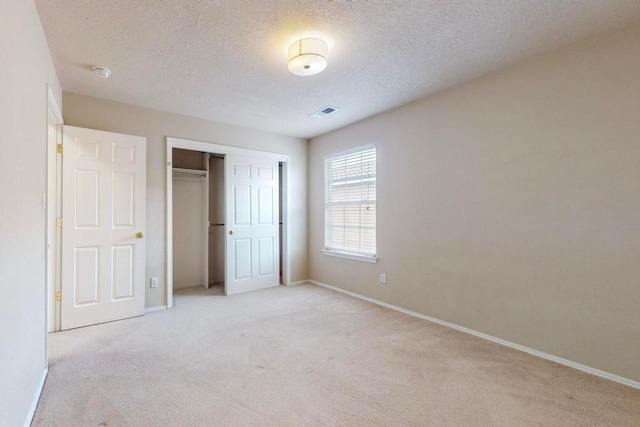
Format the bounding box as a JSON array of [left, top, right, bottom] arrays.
[[285, 280, 309, 286], [322, 249, 378, 263], [24, 368, 48, 427], [47, 87, 63, 124], [166, 141, 174, 308], [308, 280, 640, 391], [169, 137, 289, 161], [145, 305, 167, 313], [167, 137, 293, 307], [45, 85, 64, 379]]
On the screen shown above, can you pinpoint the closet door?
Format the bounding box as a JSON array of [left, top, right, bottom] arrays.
[[60, 126, 146, 330], [225, 156, 279, 295]]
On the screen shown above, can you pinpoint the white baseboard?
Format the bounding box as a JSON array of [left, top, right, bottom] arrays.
[[285, 280, 309, 286], [145, 305, 167, 313], [24, 368, 48, 427], [308, 280, 640, 390]]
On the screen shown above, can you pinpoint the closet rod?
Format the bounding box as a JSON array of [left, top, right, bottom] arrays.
[[172, 168, 207, 177]]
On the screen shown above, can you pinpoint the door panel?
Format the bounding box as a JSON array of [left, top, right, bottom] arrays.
[[74, 247, 99, 305], [225, 156, 279, 295], [257, 166, 273, 180], [233, 185, 251, 225], [233, 163, 251, 179], [112, 173, 135, 227], [112, 144, 136, 164], [257, 237, 274, 276], [61, 126, 146, 330], [234, 239, 252, 280], [112, 245, 134, 300], [77, 139, 99, 158], [75, 170, 100, 227], [258, 187, 274, 224]]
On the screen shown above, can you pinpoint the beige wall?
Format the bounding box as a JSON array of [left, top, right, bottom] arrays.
[[62, 93, 308, 308], [309, 25, 640, 383], [0, 1, 62, 425], [173, 148, 206, 170]]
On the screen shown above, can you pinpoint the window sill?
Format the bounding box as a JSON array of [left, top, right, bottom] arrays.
[[322, 249, 378, 264]]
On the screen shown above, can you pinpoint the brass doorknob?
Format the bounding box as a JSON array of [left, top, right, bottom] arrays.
[[228, 230, 233, 235], [136, 232, 143, 239]]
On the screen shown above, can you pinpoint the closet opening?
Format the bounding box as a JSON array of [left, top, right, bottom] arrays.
[[166, 138, 291, 308], [171, 148, 224, 296]]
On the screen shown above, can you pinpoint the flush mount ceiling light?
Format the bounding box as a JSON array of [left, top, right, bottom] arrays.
[[288, 38, 328, 76], [92, 65, 111, 79]]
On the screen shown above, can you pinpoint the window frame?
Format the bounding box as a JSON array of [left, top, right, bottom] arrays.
[[322, 145, 378, 264]]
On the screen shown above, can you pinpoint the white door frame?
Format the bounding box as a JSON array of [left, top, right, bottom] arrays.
[[166, 137, 291, 308], [46, 86, 63, 335]]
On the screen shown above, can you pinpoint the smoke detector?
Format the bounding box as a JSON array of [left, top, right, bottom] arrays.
[[92, 66, 111, 79], [309, 106, 339, 118]]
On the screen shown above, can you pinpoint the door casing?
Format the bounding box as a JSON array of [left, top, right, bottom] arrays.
[[46, 86, 63, 334], [166, 137, 291, 308]]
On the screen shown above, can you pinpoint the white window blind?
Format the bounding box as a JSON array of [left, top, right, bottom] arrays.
[[325, 146, 376, 256]]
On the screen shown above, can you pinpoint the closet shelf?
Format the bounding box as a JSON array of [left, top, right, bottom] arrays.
[[172, 167, 207, 177]]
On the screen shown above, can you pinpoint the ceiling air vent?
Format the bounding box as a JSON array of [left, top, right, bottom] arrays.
[[309, 106, 339, 119]]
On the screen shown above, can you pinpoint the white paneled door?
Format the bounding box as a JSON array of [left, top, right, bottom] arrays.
[[61, 126, 146, 330], [225, 155, 279, 295]]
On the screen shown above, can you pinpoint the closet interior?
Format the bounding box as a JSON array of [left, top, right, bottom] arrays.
[[172, 148, 224, 293]]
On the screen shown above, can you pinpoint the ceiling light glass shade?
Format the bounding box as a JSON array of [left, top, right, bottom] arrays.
[[288, 38, 328, 76], [92, 66, 111, 79]]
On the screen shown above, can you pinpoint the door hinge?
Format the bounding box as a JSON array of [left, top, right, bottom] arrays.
[[56, 144, 63, 154], [56, 217, 63, 228], [55, 292, 62, 302]]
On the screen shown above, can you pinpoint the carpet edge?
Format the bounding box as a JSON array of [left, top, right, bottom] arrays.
[[309, 279, 640, 391]]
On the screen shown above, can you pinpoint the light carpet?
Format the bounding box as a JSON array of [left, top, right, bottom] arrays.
[[33, 283, 640, 426]]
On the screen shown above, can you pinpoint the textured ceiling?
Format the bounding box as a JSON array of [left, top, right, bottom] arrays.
[[36, 1, 640, 139]]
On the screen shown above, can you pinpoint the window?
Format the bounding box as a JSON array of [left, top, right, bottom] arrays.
[[324, 146, 376, 262]]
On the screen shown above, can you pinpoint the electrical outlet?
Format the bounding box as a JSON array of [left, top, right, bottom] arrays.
[[150, 277, 159, 288], [380, 273, 387, 284]]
